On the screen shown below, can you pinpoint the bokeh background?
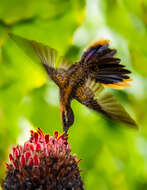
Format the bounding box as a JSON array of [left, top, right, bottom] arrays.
[[0, 0, 147, 189]]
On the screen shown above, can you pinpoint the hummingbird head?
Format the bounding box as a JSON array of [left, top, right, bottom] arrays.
[[61, 106, 74, 135]]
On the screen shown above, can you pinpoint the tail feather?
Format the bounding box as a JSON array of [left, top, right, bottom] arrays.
[[81, 40, 132, 90], [98, 57, 121, 64], [99, 49, 116, 58]]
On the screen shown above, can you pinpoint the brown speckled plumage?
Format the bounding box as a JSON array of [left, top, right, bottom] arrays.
[[10, 34, 138, 133]]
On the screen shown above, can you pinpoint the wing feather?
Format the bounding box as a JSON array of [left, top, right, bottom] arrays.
[[75, 79, 137, 129], [9, 33, 73, 85]]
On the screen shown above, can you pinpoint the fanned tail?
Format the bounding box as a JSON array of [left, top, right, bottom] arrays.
[[81, 40, 132, 90]]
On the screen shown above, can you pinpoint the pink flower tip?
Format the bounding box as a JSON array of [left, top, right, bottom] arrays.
[[3, 127, 84, 190], [7, 128, 71, 170]]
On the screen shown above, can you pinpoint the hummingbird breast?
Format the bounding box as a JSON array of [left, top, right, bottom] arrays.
[[59, 62, 87, 107]]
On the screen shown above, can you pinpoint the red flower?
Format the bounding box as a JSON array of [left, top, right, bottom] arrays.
[[2, 128, 84, 190]]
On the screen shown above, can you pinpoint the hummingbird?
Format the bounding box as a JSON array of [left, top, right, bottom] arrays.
[[10, 34, 137, 134]]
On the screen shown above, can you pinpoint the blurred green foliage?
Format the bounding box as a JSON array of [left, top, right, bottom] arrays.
[[0, 0, 147, 189]]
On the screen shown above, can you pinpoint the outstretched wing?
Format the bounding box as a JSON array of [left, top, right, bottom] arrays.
[[75, 79, 137, 128], [9, 33, 73, 86], [81, 40, 132, 90]]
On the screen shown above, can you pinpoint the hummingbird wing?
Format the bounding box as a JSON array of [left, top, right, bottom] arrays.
[[9, 33, 73, 86], [75, 79, 138, 129], [81, 40, 132, 90]]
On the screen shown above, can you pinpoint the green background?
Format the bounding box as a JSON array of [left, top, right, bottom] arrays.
[[0, 0, 147, 189]]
